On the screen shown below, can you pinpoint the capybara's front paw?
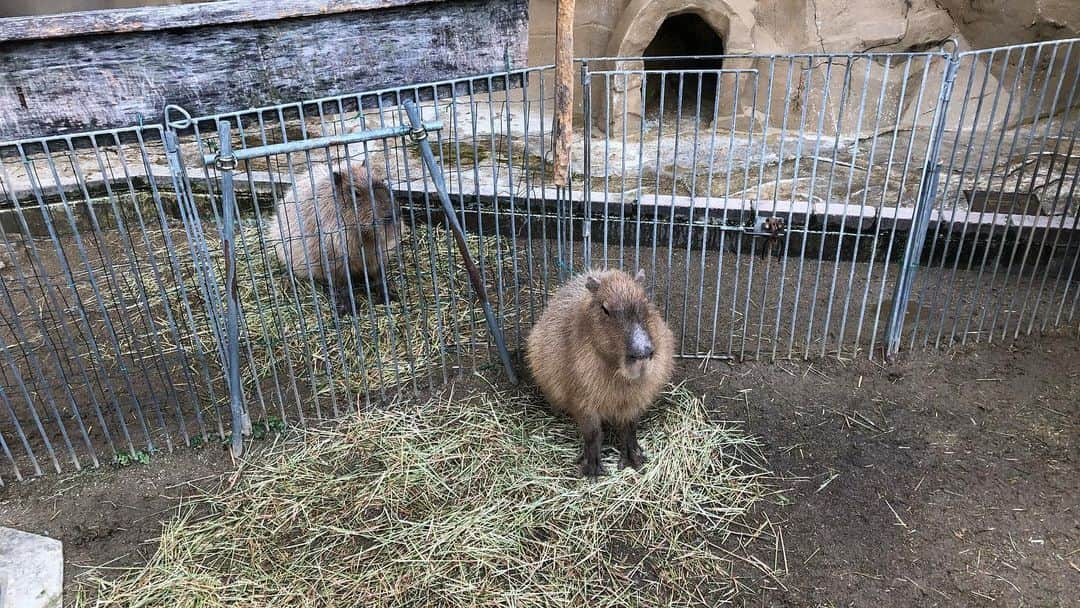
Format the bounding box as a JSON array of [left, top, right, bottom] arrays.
[[384, 283, 400, 302], [619, 446, 646, 470], [332, 288, 358, 317], [577, 451, 606, 479], [335, 300, 357, 317]]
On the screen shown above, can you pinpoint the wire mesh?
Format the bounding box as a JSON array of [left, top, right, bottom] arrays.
[[579, 52, 954, 360], [1, 39, 1077, 481], [903, 39, 1080, 349], [0, 126, 214, 480]]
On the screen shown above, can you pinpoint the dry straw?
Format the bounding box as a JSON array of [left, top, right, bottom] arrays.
[[82, 381, 780, 607], [115, 219, 524, 414]]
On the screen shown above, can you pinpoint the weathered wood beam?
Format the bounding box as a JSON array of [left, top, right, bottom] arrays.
[[0, 0, 474, 43], [0, 0, 529, 141]]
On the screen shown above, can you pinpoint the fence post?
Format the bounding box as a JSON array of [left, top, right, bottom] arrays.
[[885, 48, 961, 358], [214, 119, 251, 457], [580, 60, 592, 271]]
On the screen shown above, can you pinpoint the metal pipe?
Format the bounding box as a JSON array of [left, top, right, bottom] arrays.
[[215, 119, 250, 458], [886, 50, 960, 357], [401, 100, 518, 385], [201, 121, 443, 166]]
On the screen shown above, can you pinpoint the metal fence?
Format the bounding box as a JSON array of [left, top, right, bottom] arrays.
[[1, 38, 1077, 481]]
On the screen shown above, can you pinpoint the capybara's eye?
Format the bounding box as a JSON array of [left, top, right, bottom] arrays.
[[601, 304, 610, 316]]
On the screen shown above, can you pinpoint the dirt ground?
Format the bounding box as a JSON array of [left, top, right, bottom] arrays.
[[690, 333, 1078, 607], [0, 447, 231, 603], [0, 333, 1076, 607]]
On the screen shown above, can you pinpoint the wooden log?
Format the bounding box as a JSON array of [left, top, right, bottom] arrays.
[[0, 0, 491, 42], [550, 0, 575, 186], [0, 0, 529, 141]]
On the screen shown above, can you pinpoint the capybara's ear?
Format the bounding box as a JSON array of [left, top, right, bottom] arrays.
[[585, 276, 600, 294], [331, 166, 353, 201], [635, 268, 654, 299]]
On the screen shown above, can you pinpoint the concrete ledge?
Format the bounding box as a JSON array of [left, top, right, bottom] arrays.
[[0, 527, 63, 608]]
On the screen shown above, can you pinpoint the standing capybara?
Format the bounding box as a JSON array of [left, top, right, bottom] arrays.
[[266, 159, 402, 314], [526, 268, 675, 477]]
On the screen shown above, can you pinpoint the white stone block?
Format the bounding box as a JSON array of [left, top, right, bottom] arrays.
[[0, 527, 63, 608]]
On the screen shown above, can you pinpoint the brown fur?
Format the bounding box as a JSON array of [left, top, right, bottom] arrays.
[[266, 160, 402, 311], [525, 268, 675, 477]]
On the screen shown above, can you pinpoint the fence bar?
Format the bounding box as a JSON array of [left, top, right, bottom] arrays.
[[886, 50, 961, 357], [401, 99, 518, 385], [214, 120, 251, 457], [200, 121, 443, 166]]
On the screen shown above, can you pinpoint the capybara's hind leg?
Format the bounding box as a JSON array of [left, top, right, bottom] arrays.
[[378, 270, 399, 303], [574, 414, 605, 478], [617, 419, 646, 470], [365, 265, 398, 304], [330, 282, 359, 317]]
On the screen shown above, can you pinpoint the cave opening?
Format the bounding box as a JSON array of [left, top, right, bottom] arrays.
[[642, 13, 726, 118]]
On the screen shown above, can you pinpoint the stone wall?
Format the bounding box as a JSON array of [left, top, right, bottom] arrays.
[[937, 0, 1080, 50], [526, 0, 1079, 135], [527, 0, 1079, 67]]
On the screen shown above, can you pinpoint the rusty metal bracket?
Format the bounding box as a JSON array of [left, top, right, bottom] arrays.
[[743, 215, 787, 238]]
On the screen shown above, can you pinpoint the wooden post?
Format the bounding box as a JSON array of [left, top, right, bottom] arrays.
[[551, 0, 576, 186]]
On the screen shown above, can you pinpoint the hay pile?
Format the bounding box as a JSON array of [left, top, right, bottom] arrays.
[[82, 383, 780, 607], [121, 219, 522, 409]]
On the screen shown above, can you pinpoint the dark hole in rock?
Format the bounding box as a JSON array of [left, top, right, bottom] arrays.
[[642, 13, 725, 119]]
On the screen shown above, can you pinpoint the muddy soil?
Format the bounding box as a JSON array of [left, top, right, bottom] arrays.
[[1, 334, 1077, 607]]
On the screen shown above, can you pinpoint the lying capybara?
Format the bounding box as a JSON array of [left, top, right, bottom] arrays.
[[526, 268, 675, 477], [266, 159, 402, 314]]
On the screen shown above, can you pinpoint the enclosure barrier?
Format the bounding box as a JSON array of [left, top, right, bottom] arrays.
[[1, 39, 1077, 480], [200, 106, 516, 457]]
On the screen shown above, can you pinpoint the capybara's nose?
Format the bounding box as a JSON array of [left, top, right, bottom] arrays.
[[628, 324, 653, 360]]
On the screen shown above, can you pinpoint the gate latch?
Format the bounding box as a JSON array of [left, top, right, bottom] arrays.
[[750, 216, 786, 259], [744, 216, 786, 238]]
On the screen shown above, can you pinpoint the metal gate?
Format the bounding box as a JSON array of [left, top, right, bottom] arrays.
[[164, 99, 517, 457], [577, 51, 957, 360]]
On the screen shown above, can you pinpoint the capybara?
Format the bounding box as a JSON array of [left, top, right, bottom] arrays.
[[526, 268, 675, 477], [266, 159, 402, 314]]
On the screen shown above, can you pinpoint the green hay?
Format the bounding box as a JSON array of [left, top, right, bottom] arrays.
[[80, 383, 779, 607], [117, 220, 524, 410]]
